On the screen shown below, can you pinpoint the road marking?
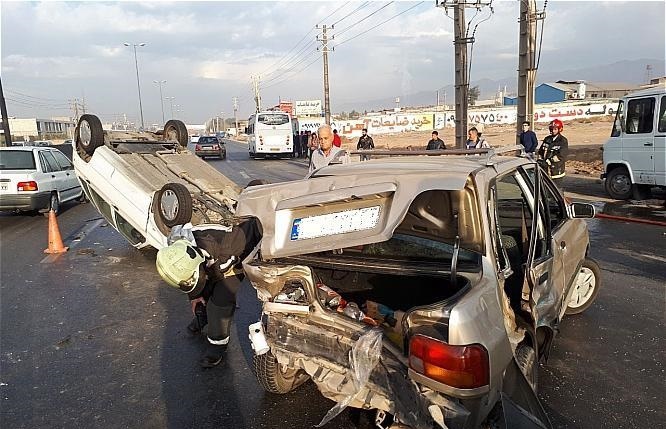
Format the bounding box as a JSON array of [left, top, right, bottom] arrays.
[[239, 170, 250, 179], [641, 254, 666, 263], [41, 218, 105, 264]]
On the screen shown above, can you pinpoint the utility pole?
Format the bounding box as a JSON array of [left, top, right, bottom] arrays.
[[317, 25, 333, 124], [437, 1, 492, 148], [517, 0, 542, 141], [453, 3, 469, 149], [0, 77, 12, 146], [232, 96, 239, 135], [251, 75, 262, 112]]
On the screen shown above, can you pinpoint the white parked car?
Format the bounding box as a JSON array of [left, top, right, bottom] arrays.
[[0, 146, 82, 214], [72, 114, 242, 249]]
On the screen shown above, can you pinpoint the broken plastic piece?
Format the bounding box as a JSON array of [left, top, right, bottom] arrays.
[[167, 222, 196, 245], [316, 328, 384, 427]]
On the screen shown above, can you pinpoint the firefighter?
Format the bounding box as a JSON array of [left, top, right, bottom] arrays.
[[538, 119, 569, 188]]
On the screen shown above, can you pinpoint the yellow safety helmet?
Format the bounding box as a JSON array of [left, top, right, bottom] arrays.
[[156, 239, 205, 293]]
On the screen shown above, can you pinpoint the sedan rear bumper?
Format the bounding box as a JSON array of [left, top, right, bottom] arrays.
[[195, 149, 225, 158], [0, 192, 51, 211]]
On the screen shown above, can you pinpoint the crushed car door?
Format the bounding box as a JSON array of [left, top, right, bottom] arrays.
[[493, 167, 553, 340]]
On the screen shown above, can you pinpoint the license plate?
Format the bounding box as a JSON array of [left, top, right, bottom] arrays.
[[270, 148, 280, 152], [290, 206, 381, 240]]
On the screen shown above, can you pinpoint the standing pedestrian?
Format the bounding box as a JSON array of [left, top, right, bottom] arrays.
[[426, 131, 446, 150], [309, 124, 348, 174], [519, 121, 538, 155], [465, 127, 490, 149], [537, 119, 568, 188], [308, 131, 319, 160], [332, 129, 342, 148], [356, 128, 374, 161]]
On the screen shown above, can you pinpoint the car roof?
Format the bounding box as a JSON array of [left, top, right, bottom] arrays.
[[315, 153, 528, 179]]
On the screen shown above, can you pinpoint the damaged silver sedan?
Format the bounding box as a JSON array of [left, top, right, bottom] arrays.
[[237, 149, 602, 428]]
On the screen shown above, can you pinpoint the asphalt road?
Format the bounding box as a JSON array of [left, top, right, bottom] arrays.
[[0, 140, 664, 429]]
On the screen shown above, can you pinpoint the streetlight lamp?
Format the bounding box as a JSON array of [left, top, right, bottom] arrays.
[[153, 80, 166, 123], [165, 96, 175, 118], [124, 42, 146, 130]]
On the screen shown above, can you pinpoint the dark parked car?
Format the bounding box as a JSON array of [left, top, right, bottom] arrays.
[[188, 135, 226, 159]]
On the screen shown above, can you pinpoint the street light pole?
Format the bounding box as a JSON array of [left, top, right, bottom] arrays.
[[165, 96, 175, 118], [153, 80, 166, 124], [124, 42, 146, 130]]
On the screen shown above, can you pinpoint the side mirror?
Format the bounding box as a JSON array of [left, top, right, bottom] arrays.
[[570, 202, 595, 218]]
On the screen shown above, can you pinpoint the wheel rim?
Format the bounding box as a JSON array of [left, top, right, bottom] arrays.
[[610, 173, 631, 195], [79, 120, 92, 148], [160, 190, 179, 221], [165, 126, 178, 142], [569, 266, 596, 308]]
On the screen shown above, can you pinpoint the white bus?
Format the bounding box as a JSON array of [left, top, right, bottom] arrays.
[[246, 111, 294, 158]]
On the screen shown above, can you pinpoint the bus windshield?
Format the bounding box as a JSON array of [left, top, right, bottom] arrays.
[[258, 113, 290, 126]]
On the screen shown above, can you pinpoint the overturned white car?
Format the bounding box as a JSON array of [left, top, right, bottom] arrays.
[[72, 114, 241, 249]]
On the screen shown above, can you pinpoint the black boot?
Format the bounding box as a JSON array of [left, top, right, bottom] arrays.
[[199, 343, 227, 368]]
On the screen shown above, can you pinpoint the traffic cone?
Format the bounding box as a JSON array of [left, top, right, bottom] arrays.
[[44, 209, 69, 254]]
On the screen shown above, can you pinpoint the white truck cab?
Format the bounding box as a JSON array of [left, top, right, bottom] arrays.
[[602, 85, 666, 199]]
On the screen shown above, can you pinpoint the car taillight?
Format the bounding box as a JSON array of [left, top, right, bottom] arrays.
[[259, 135, 264, 145], [286, 136, 291, 145], [17, 181, 38, 191], [409, 334, 489, 389], [195, 144, 201, 150]]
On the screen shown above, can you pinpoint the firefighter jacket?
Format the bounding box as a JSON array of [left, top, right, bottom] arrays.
[[538, 134, 568, 179], [186, 219, 262, 300]]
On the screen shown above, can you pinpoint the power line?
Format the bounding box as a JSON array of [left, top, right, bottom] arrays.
[[318, 1, 351, 25], [261, 39, 318, 81], [257, 2, 350, 78], [332, 1, 370, 26], [5, 97, 69, 109], [332, 2, 394, 38], [261, 55, 322, 91], [5, 89, 66, 103], [261, 51, 319, 86], [336, 2, 425, 47]]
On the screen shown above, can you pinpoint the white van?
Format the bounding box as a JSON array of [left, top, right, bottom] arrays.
[[602, 85, 666, 199]]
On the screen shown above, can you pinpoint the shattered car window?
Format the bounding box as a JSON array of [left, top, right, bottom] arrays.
[[339, 233, 480, 264]]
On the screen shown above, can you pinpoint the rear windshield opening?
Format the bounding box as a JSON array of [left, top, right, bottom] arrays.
[[0, 151, 36, 170], [258, 114, 289, 126], [198, 137, 218, 144]]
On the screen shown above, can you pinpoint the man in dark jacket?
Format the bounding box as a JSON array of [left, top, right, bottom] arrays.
[[356, 128, 374, 161], [537, 119, 569, 187], [520, 121, 538, 155], [426, 131, 446, 150]]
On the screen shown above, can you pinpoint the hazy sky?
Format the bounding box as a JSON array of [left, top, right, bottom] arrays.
[[1, 0, 664, 125]]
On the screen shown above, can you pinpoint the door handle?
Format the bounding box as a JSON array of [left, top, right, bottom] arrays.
[[538, 272, 549, 283], [51, 175, 56, 178], [644, 143, 653, 146]]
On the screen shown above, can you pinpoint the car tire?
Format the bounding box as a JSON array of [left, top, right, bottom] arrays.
[[76, 114, 104, 156], [44, 192, 60, 216], [163, 120, 189, 148], [605, 167, 633, 200], [253, 351, 309, 394], [156, 183, 193, 228], [515, 344, 537, 390], [565, 258, 602, 315]]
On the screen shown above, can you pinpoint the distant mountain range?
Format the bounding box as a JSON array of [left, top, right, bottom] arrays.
[[333, 58, 664, 113]]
